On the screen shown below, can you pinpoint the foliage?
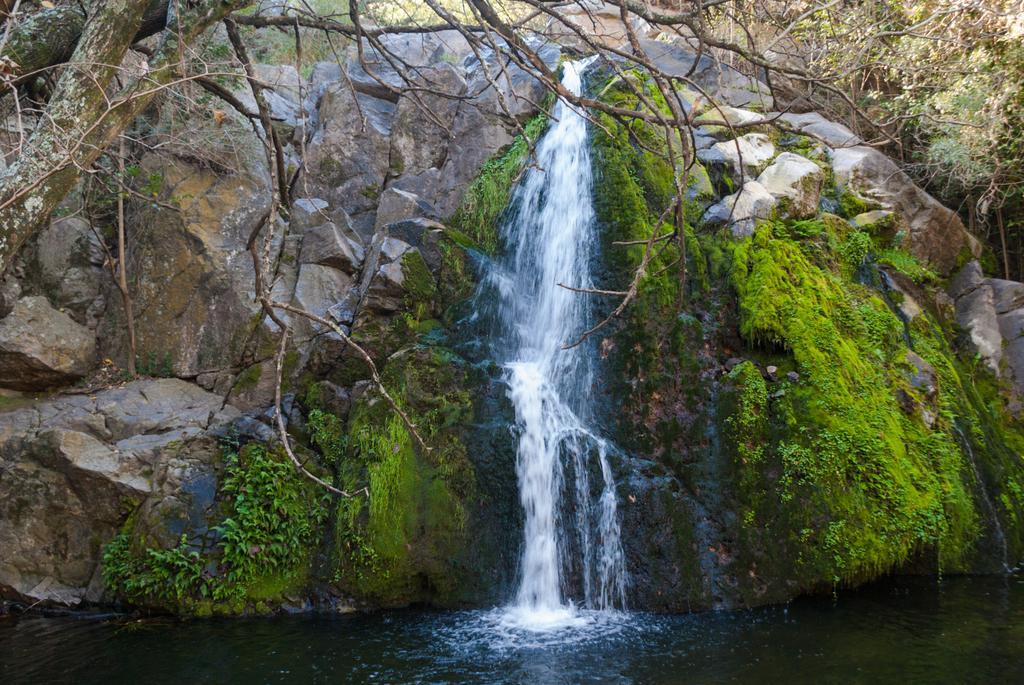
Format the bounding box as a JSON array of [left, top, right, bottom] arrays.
[[102, 442, 327, 611], [103, 532, 210, 605], [308, 408, 349, 466], [216, 444, 328, 594], [740, 0, 1024, 276], [135, 350, 174, 378]]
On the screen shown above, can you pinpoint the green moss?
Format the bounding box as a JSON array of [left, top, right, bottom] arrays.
[[877, 248, 939, 285], [232, 363, 262, 392], [329, 345, 477, 606], [719, 220, 1001, 584], [448, 113, 549, 254], [400, 249, 438, 304], [837, 186, 874, 218], [779, 134, 825, 160]]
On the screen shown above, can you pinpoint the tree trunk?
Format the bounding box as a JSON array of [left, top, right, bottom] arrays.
[[0, 0, 254, 275], [2, 1, 172, 83], [997, 207, 1010, 281]]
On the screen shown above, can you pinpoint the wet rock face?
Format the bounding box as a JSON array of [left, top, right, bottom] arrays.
[[950, 260, 1024, 410], [0, 380, 240, 607], [0, 296, 96, 390]]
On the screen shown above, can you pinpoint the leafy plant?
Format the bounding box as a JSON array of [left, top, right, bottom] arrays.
[[215, 444, 328, 592], [102, 441, 328, 609], [103, 533, 210, 604]]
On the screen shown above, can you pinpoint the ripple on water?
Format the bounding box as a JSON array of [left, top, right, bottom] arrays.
[[2, 577, 1024, 685]]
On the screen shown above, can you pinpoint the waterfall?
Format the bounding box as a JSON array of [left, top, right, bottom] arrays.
[[488, 57, 627, 630]]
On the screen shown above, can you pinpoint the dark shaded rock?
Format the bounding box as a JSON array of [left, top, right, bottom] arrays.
[[388, 64, 466, 179], [374, 188, 439, 232], [305, 84, 395, 225], [299, 222, 365, 274], [23, 216, 105, 328]]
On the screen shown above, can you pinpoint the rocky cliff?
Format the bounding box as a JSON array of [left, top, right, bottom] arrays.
[[2, 11, 1022, 615]]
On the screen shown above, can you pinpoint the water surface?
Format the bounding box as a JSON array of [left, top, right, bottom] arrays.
[[3, 576, 1023, 684]]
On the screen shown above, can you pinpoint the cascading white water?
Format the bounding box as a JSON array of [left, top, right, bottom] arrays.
[[490, 57, 627, 630]]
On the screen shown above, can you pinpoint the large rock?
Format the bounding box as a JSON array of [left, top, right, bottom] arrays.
[[0, 380, 240, 607], [374, 187, 438, 231], [305, 83, 395, 231], [299, 222, 365, 274], [951, 261, 1024, 407], [235, 64, 308, 130], [831, 146, 980, 274], [777, 111, 861, 148], [100, 148, 275, 378], [629, 35, 773, 109], [701, 133, 776, 179], [417, 41, 560, 216], [292, 264, 355, 320], [756, 152, 823, 218], [701, 181, 777, 236], [388, 65, 466, 179], [0, 296, 96, 390], [22, 216, 106, 328], [345, 32, 474, 101]]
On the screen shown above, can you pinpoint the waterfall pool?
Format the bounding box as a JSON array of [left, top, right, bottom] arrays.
[[3, 576, 1023, 684]]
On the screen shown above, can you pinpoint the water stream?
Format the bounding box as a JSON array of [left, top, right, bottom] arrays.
[[484, 57, 626, 630]]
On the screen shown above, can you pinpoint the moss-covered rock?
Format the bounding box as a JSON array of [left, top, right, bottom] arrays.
[[586, 62, 1024, 610], [325, 344, 489, 606]]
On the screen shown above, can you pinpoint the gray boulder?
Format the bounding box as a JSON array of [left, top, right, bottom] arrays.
[[703, 133, 776, 179], [292, 264, 356, 320], [701, 181, 777, 237], [956, 281, 1002, 375], [374, 187, 439, 231], [831, 146, 980, 274], [24, 216, 106, 327], [951, 261, 1024, 407], [0, 296, 96, 390], [305, 83, 395, 229], [299, 222, 365, 274], [777, 112, 862, 148], [389, 65, 467, 179], [756, 152, 823, 218]]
